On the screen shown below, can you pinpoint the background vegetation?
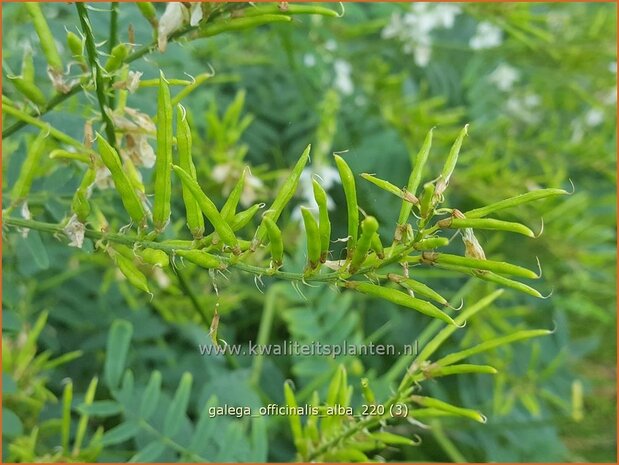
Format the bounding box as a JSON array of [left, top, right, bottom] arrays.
[[2, 2, 616, 462]]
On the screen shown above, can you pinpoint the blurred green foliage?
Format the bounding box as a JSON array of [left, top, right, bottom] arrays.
[[2, 2, 616, 462]]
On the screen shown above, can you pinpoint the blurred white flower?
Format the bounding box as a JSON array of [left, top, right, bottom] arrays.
[[325, 39, 337, 51], [292, 165, 340, 221], [189, 3, 203, 26], [158, 3, 189, 52], [126, 71, 142, 93], [506, 93, 540, 122], [585, 108, 604, 127], [212, 163, 264, 207], [488, 63, 520, 91], [304, 54, 316, 67], [333, 59, 353, 95], [609, 61, 617, 74], [469, 22, 503, 50], [381, 3, 461, 67]]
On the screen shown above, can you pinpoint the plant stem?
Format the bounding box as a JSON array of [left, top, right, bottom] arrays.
[[75, 3, 117, 150], [430, 420, 468, 462], [108, 2, 119, 107]]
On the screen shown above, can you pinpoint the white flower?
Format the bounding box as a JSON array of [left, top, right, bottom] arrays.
[[469, 22, 503, 50], [488, 63, 520, 92], [64, 215, 85, 249], [585, 108, 604, 127], [189, 3, 203, 27], [609, 62, 617, 74], [325, 39, 337, 52], [505, 93, 540, 122], [333, 59, 353, 95], [303, 54, 316, 67], [292, 165, 340, 221], [126, 71, 142, 93], [19, 202, 32, 238], [158, 3, 189, 52]]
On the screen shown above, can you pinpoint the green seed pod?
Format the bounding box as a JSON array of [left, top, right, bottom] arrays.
[[301, 207, 321, 271], [388, 273, 449, 306], [242, 4, 340, 17], [97, 133, 147, 228], [21, 48, 35, 82], [426, 252, 539, 279], [370, 432, 417, 446], [434, 125, 468, 199], [104, 43, 129, 73], [419, 182, 436, 219], [123, 157, 145, 194], [139, 248, 169, 267], [283, 380, 306, 456], [175, 249, 225, 270], [424, 364, 498, 378], [160, 239, 194, 248], [153, 71, 173, 232], [172, 165, 240, 253], [177, 104, 205, 239], [8, 77, 47, 107], [49, 149, 91, 164], [112, 244, 135, 260], [66, 31, 84, 58], [438, 217, 535, 238], [410, 395, 485, 423], [25, 3, 63, 72], [220, 167, 247, 222], [115, 253, 150, 294], [198, 15, 292, 38], [413, 236, 449, 250], [360, 378, 376, 405], [334, 154, 359, 259], [253, 145, 311, 247], [10, 131, 46, 205], [304, 391, 320, 442], [464, 188, 570, 219], [344, 281, 457, 326], [473, 270, 543, 298], [230, 203, 262, 231], [398, 128, 433, 224], [349, 216, 379, 274], [264, 216, 283, 267], [71, 189, 90, 222], [136, 2, 158, 27], [361, 173, 418, 204], [312, 179, 331, 262], [370, 233, 384, 259]]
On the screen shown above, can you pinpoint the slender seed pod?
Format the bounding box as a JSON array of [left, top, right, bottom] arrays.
[[112, 244, 134, 260], [344, 281, 457, 326], [139, 248, 169, 267], [176, 104, 205, 239], [8, 76, 46, 107], [424, 364, 498, 378], [413, 237, 450, 250], [66, 31, 84, 59], [49, 150, 91, 164], [349, 216, 379, 274], [136, 2, 158, 27], [198, 15, 292, 38], [230, 204, 262, 231], [464, 188, 570, 219], [388, 274, 449, 306], [371, 432, 418, 447], [263, 217, 283, 267], [25, 3, 63, 72], [97, 134, 147, 227], [283, 380, 306, 456], [305, 391, 320, 442], [172, 165, 240, 253], [410, 395, 486, 423], [123, 157, 145, 193], [360, 378, 376, 405], [301, 207, 321, 271], [153, 72, 173, 232], [334, 154, 359, 258], [114, 254, 150, 294], [423, 252, 539, 279], [438, 217, 535, 238], [241, 4, 340, 17], [104, 43, 129, 73], [21, 48, 35, 82], [220, 167, 247, 222], [175, 249, 226, 270], [312, 179, 331, 262], [435, 125, 468, 199], [10, 131, 46, 206], [370, 233, 384, 259], [419, 182, 435, 219], [253, 145, 310, 246], [361, 173, 418, 204]]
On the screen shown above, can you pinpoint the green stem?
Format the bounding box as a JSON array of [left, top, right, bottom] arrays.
[[430, 420, 468, 462], [75, 3, 117, 149], [108, 2, 119, 107], [250, 284, 283, 386]]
